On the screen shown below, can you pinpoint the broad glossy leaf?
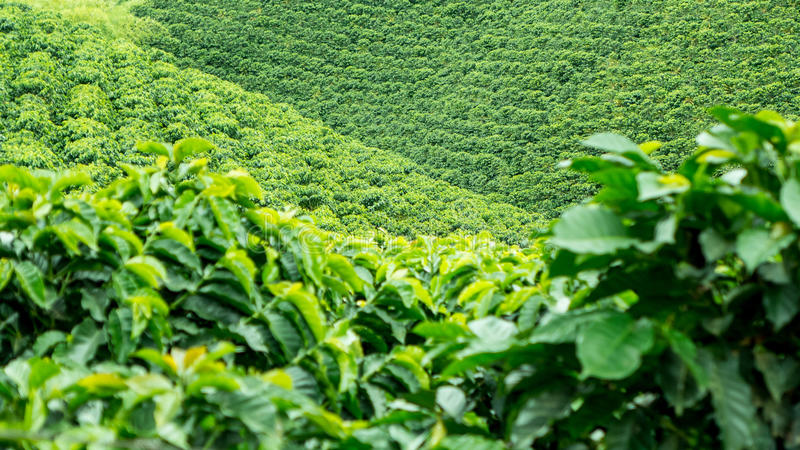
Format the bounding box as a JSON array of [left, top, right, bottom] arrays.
[[14, 261, 52, 309], [550, 205, 638, 255], [529, 309, 613, 344], [132, 348, 177, 376], [173, 137, 214, 164], [124, 256, 167, 289], [226, 169, 263, 201], [636, 172, 689, 201], [656, 350, 706, 416], [412, 322, 469, 340], [576, 313, 653, 380], [780, 178, 800, 227], [219, 248, 257, 296], [0, 258, 12, 293], [58, 319, 105, 366], [28, 358, 59, 391], [510, 386, 573, 446], [147, 238, 201, 273], [436, 385, 466, 418], [754, 347, 800, 402], [764, 285, 799, 331], [208, 382, 277, 434], [468, 316, 516, 343], [53, 219, 97, 253], [605, 411, 655, 450], [107, 308, 136, 363], [582, 133, 640, 153], [186, 373, 239, 396], [33, 331, 66, 357], [698, 228, 730, 262], [706, 354, 759, 450], [326, 254, 364, 293], [270, 282, 327, 343], [77, 373, 127, 395], [136, 141, 170, 158], [736, 229, 794, 273]]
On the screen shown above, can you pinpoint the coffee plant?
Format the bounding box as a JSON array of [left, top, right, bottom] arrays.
[[133, 0, 800, 217], [0, 3, 537, 243], [2, 108, 800, 448]]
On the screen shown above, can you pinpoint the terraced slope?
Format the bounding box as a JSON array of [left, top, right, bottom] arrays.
[[133, 0, 800, 217], [0, 3, 537, 242]]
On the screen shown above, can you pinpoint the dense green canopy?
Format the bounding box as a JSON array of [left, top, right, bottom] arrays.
[[134, 0, 800, 217], [0, 3, 537, 242]]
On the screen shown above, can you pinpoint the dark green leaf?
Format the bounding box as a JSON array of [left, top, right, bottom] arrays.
[[706, 354, 759, 450], [510, 386, 573, 447], [764, 285, 799, 331], [754, 347, 800, 402], [14, 261, 52, 309], [576, 313, 653, 380]]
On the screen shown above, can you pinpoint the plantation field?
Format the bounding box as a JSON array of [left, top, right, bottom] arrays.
[[0, 3, 537, 242], [2, 105, 800, 448], [133, 0, 800, 218], [3, 1, 800, 449]]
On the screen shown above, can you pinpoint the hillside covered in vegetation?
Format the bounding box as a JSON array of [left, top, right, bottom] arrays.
[[3, 106, 800, 449], [4, 1, 800, 449], [0, 3, 537, 242], [133, 0, 800, 217]]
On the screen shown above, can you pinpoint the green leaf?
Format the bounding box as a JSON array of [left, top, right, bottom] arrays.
[[665, 329, 708, 387], [107, 308, 136, 363], [207, 196, 239, 241], [186, 373, 238, 396], [58, 319, 105, 366], [735, 229, 793, 273], [218, 248, 256, 296], [51, 170, 92, 195], [510, 385, 573, 447], [124, 256, 167, 288], [468, 316, 516, 343], [436, 385, 466, 418], [132, 348, 176, 376], [753, 347, 800, 402], [136, 141, 170, 158], [226, 169, 263, 201], [529, 310, 614, 344], [780, 178, 800, 227], [764, 285, 799, 331], [706, 354, 759, 450], [0, 259, 13, 293], [656, 350, 706, 416], [576, 313, 653, 380], [437, 435, 505, 450], [636, 172, 689, 201], [326, 254, 364, 293], [54, 219, 97, 253], [550, 205, 638, 255], [269, 282, 327, 343], [582, 133, 640, 153], [14, 261, 52, 309], [173, 137, 214, 164], [412, 322, 469, 340], [28, 358, 60, 391], [208, 384, 277, 434], [605, 411, 655, 450], [147, 238, 201, 273], [33, 331, 66, 357], [698, 228, 730, 262]]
